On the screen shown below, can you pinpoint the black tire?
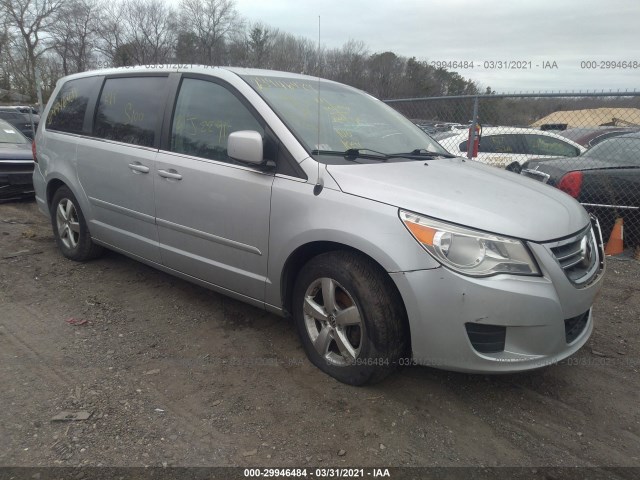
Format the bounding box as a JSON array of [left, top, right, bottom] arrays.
[[50, 186, 103, 261], [292, 251, 408, 385]]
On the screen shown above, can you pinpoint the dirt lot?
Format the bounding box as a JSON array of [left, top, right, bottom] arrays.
[[1, 199, 639, 469]]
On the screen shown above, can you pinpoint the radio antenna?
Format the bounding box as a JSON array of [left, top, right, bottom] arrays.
[[316, 15, 321, 152], [313, 15, 323, 196]]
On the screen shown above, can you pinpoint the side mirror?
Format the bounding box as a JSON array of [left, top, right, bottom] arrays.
[[505, 162, 522, 174], [228, 130, 263, 165]]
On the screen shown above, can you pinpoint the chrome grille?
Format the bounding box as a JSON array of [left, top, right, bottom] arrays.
[[521, 168, 550, 183], [548, 216, 604, 287]]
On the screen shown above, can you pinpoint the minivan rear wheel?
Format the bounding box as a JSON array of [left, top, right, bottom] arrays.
[[292, 251, 408, 385], [51, 186, 103, 261]]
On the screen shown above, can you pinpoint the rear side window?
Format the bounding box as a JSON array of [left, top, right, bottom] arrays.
[[170, 78, 263, 163], [523, 134, 579, 157], [589, 131, 629, 147], [459, 134, 525, 154], [94, 76, 167, 148], [47, 77, 100, 134]]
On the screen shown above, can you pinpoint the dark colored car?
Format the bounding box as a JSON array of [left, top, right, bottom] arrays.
[[0, 119, 35, 200], [558, 127, 640, 149], [0, 105, 40, 123], [0, 110, 38, 139], [521, 133, 640, 246]]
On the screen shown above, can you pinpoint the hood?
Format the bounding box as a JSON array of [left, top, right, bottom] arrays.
[[0, 142, 33, 160], [326, 157, 590, 243]]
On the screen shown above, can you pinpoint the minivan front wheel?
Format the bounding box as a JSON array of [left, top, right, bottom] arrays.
[[51, 186, 103, 261], [293, 251, 408, 385]]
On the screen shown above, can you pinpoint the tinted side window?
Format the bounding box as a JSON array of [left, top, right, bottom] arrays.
[[589, 131, 630, 147], [585, 137, 640, 164], [46, 77, 100, 134], [170, 78, 263, 163], [94, 76, 167, 147], [523, 134, 579, 157], [481, 134, 524, 154], [458, 134, 524, 154]]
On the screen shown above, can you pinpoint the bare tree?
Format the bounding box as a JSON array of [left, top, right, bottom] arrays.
[[0, 0, 483, 103], [179, 0, 241, 65], [0, 0, 64, 100], [95, 0, 176, 66], [267, 31, 319, 74], [247, 23, 275, 68], [124, 0, 177, 64], [175, 31, 200, 63], [324, 39, 368, 88], [224, 22, 278, 68], [0, 26, 12, 92], [95, 0, 127, 64], [50, 0, 103, 75], [366, 51, 405, 99]]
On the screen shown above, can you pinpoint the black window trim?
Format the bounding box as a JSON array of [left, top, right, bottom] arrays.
[[44, 75, 103, 136], [91, 72, 172, 150]]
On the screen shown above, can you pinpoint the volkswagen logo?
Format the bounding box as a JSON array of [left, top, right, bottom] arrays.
[[579, 235, 594, 269]]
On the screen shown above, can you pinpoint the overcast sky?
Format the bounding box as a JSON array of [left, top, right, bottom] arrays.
[[231, 0, 640, 93]]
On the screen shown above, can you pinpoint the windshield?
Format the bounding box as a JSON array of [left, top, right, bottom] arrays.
[[584, 136, 640, 164], [0, 120, 28, 144], [241, 74, 447, 161]]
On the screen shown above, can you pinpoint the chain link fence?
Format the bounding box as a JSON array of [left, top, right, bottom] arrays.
[[386, 92, 640, 249]]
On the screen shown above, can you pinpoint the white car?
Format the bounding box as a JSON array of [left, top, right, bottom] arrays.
[[436, 127, 586, 171]]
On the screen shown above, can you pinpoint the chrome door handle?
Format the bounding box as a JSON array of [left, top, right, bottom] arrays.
[[128, 163, 150, 174], [158, 169, 182, 180]]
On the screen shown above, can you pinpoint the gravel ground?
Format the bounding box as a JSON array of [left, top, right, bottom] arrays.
[[1, 199, 639, 470]]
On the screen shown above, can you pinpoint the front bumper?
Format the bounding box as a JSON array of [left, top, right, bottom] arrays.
[[391, 230, 604, 373], [32, 163, 48, 216], [0, 162, 35, 200]]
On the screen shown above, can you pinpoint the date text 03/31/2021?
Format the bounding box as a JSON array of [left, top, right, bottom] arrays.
[[244, 468, 391, 478], [429, 60, 558, 69]]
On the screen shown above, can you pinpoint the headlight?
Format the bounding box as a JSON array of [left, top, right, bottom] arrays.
[[399, 210, 540, 277]]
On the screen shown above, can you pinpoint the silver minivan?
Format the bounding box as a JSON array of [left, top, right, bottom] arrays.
[[33, 66, 605, 385]]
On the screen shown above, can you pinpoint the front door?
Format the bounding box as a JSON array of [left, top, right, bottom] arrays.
[[154, 77, 274, 302]]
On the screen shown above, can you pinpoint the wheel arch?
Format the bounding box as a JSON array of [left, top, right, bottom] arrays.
[[280, 240, 411, 352], [46, 178, 67, 210], [45, 173, 91, 219]]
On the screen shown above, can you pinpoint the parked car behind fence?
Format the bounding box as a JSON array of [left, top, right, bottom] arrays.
[[521, 133, 640, 248], [434, 126, 585, 171], [557, 127, 640, 148]]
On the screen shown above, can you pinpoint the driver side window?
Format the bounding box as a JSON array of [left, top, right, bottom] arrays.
[[171, 78, 264, 163]]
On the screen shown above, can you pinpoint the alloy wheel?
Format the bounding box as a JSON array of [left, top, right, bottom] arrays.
[[56, 198, 80, 250], [302, 277, 363, 366]]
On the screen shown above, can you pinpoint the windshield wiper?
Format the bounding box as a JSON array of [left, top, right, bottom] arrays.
[[311, 147, 457, 162], [390, 149, 457, 159], [311, 148, 390, 162]]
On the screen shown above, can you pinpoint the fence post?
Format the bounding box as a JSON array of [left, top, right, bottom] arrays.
[[466, 95, 479, 159]]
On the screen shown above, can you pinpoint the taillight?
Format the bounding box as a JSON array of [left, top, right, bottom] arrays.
[[557, 171, 583, 198], [32, 140, 38, 163]]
